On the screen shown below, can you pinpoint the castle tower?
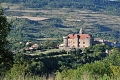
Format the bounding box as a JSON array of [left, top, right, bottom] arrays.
[[85, 36, 91, 47], [79, 28, 83, 34]]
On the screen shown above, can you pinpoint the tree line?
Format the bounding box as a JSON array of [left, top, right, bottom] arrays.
[[1, 0, 120, 15]]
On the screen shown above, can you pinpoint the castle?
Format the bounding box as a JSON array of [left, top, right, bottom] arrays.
[[59, 28, 93, 49]]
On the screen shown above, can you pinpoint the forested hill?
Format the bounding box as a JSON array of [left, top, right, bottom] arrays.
[[1, 0, 120, 42], [1, 0, 120, 10], [1, 0, 120, 45]]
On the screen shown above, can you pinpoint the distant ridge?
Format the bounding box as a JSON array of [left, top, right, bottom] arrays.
[[1, 0, 120, 11]]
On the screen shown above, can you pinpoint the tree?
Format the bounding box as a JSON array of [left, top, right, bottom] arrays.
[[0, 7, 13, 75], [43, 40, 57, 49]]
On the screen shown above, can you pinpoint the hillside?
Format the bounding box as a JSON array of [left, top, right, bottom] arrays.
[[1, 0, 120, 48], [5, 8, 120, 42], [1, 0, 120, 10], [2, 0, 120, 13], [1, 1, 120, 80]]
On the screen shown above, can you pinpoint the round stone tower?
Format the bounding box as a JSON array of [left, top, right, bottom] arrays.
[[63, 36, 68, 47]]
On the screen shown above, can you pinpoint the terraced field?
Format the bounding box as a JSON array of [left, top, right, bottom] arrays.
[[2, 3, 120, 41], [6, 8, 120, 31]]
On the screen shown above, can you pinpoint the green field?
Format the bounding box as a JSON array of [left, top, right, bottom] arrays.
[[30, 49, 62, 55]]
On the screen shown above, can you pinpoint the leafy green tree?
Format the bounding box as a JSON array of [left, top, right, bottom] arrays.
[[76, 49, 82, 55], [110, 64, 120, 77], [29, 61, 46, 74], [92, 44, 110, 52], [7, 53, 31, 77], [0, 7, 13, 75], [43, 40, 57, 49]]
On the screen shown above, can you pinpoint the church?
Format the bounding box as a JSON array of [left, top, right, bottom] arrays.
[[59, 28, 93, 49]]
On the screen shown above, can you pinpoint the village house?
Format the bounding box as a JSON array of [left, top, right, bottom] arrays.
[[94, 38, 120, 48]]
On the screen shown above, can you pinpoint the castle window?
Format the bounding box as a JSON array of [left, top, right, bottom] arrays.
[[83, 42, 85, 44]]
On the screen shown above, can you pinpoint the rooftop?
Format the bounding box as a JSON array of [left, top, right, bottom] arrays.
[[68, 34, 91, 39]]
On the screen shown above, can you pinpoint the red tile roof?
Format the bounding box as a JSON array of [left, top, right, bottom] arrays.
[[79, 34, 91, 39], [68, 34, 91, 39], [68, 34, 78, 39]]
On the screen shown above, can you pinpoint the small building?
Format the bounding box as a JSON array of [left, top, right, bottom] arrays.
[[59, 28, 93, 49]]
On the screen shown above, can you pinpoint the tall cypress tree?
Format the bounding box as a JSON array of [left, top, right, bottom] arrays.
[[0, 6, 13, 75]]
